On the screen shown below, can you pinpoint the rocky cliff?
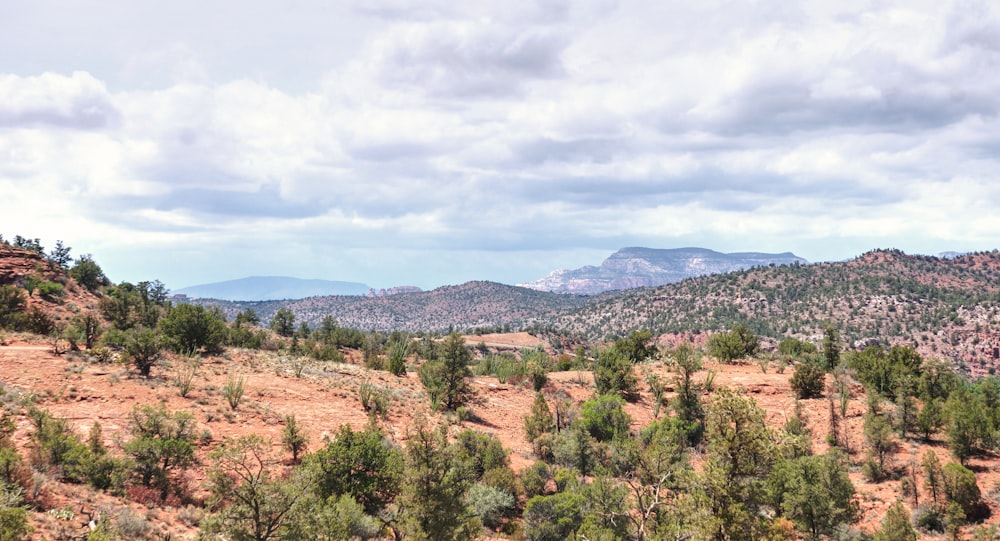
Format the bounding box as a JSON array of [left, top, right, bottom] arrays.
[[518, 247, 808, 294]]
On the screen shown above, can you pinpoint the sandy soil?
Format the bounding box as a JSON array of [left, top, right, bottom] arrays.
[[3, 335, 1000, 539]]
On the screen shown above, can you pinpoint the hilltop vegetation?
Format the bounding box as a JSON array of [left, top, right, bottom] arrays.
[[198, 280, 591, 334]]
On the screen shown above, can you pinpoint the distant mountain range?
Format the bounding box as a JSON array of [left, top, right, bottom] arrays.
[[173, 276, 370, 301], [518, 247, 808, 294]]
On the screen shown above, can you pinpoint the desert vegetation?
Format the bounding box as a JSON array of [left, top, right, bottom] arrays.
[[4, 234, 1000, 539]]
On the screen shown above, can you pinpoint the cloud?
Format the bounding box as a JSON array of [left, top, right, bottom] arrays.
[[367, 20, 567, 98], [0, 72, 119, 129], [3, 0, 1000, 289]]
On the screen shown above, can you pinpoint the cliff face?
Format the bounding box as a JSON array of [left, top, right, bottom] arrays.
[[518, 247, 808, 294]]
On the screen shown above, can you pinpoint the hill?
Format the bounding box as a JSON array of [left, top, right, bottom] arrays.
[[173, 276, 370, 301], [194, 281, 592, 332], [553, 249, 1000, 375], [518, 246, 808, 294]]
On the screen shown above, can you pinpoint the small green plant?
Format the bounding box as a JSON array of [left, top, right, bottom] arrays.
[[222, 374, 245, 411], [281, 414, 309, 463], [358, 381, 389, 419], [387, 337, 409, 376], [645, 371, 667, 418], [790, 362, 826, 399], [174, 359, 198, 398], [704, 369, 717, 392]]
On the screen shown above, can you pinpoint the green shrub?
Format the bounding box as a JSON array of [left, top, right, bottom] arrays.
[[579, 395, 632, 442], [23, 306, 54, 335], [465, 483, 516, 530], [35, 281, 63, 301], [307, 424, 403, 516], [521, 461, 552, 498], [790, 362, 826, 399], [124, 326, 163, 377], [707, 324, 760, 363], [222, 373, 246, 410], [592, 347, 638, 401], [158, 303, 227, 354], [0, 286, 27, 330], [358, 381, 390, 418], [523, 491, 584, 541]]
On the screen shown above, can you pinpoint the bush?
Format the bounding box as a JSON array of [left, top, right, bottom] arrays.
[[222, 373, 246, 410], [357, 382, 389, 419], [942, 462, 988, 521], [465, 483, 516, 530], [523, 491, 584, 541], [454, 430, 508, 481], [0, 286, 26, 330], [35, 281, 63, 301], [790, 362, 826, 399], [307, 424, 403, 516], [707, 324, 759, 363], [521, 461, 552, 498], [912, 504, 943, 533], [593, 347, 638, 401], [579, 395, 632, 442], [124, 327, 162, 377], [23, 307, 54, 335]]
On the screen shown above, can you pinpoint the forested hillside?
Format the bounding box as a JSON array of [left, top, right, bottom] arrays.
[[553, 249, 1000, 374]]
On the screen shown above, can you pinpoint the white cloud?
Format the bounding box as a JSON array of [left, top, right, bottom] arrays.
[[2, 0, 1000, 289]]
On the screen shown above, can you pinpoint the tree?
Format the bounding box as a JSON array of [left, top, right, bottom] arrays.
[[124, 403, 197, 501], [399, 417, 475, 540], [874, 500, 917, 541], [669, 344, 705, 438], [707, 324, 759, 363], [69, 255, 108, 292], [204, 435, 315, 541], [615, 419, 690, 540], [124, 326, 163, 377], [525, 393, 555, 444], [821, 324, 841, 370], [863, 409, 896, 481], [768, 450, 857, 540], [593, 346, 639, 401], [281, 415, 308, 464], [270, 309, 296, 337], [48, 240, 72, 268], [613, 330, 656, 363], [693, 387, 778, 540], [945, 387, 981, 465], [923, 450, 943, 506], [418, 332, 474, 411], [158, 303, 227, 354], [307, 424, 403, 516], [234, 309, 260, 328]]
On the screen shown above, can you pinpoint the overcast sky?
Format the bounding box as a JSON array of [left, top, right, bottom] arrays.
[[2, 0, 999, 290]]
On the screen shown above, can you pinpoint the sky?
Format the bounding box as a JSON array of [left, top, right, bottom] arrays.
[[2, 0, 999, 291]]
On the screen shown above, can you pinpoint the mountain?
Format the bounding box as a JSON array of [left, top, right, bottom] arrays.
[[173, 276, 370, 301], [518, 247, 808, 294]]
